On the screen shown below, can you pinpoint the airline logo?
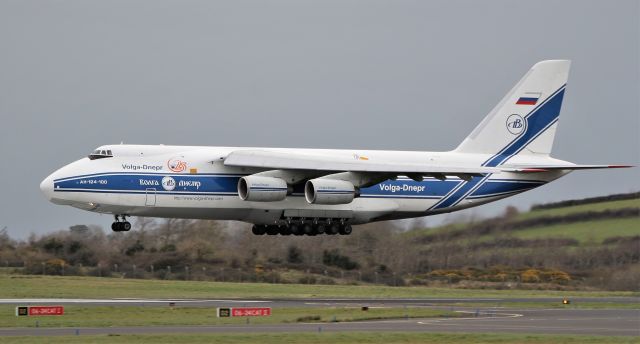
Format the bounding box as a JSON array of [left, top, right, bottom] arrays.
[[168, 158, 187, 172], [516, 92, 541, 105], [379, 183, 426, 193], [161, 176, 176, 191], [506, 114, 525, 135], [122, 164, 162, 171]]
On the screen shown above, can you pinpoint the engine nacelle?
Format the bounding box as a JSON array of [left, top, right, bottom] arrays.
[[238, 176, 288, 202], [305, 179, 356, 205]]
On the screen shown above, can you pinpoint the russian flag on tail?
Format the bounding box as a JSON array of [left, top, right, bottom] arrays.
[[516, 92, 541, 105]]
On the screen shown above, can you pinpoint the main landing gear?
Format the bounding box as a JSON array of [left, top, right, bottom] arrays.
[[111, 215, 131, 232], [251, 219, 353, 236]]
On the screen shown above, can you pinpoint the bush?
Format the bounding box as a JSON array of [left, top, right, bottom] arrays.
[[298, 276, 317, 284], [445, 273, 461, 283], [322, 249, 359, 270], [318, 277, 336, 285], [408, 278, 427, 286], [125, 240, 145, 256], [42, 238, 64, 255], [286, 246, 303, 264], [521, 269, 541, 283], [589, 266, 640, 291], [296, 315, 321, 322], [541, 269, 571, 284]]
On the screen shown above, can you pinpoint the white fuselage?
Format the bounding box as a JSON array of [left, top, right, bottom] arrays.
[[40, 144, 567, 225]]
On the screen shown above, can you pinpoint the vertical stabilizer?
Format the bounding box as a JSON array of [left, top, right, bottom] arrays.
[[455, 60, 571, 162]]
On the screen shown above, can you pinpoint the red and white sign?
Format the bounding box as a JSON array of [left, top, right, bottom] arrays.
[[28, 306, 64, 316], [231, 307, 271, 317]]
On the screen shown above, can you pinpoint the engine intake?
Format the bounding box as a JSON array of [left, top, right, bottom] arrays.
[[305, 179, 356, 205], [238, 176, 288, 202]]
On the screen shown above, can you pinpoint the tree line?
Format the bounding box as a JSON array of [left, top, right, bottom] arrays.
[[0, 194, 638, 291]]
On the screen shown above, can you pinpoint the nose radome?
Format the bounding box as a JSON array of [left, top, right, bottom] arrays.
[[40, 175, 54, 201]]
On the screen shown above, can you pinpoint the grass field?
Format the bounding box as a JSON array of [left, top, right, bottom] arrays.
[[2, 332, 639, 344], [412, 197, 639, 246], [0, 305, 459, 328], [408, 197, 639, 240], [1, 275, 637, 300], [511, 217, 639, 244]]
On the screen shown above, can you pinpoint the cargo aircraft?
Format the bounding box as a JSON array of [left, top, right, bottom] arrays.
[[40, 60, 630, 236]]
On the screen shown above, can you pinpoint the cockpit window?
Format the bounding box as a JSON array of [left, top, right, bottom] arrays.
[[88, 149, 114, 160]]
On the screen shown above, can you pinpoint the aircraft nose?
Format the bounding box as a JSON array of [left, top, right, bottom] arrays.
[[40, 175, 54, 201]]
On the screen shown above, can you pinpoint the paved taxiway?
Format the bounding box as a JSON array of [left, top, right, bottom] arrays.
[[0, 298, 638, 337]]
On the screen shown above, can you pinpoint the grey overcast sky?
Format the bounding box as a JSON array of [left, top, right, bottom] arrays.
[[0, 0, 638, 239]]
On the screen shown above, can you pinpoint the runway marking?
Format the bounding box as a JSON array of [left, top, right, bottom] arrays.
[[415, 311, 639, 335], [423, 322, 639, 334], [417, 311, 523, 324], [519, 308, 640, 311], [292, 298, 505, 302], [554, 317, 631, 321]]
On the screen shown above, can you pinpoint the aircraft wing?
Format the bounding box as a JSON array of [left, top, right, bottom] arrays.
[[502, 164, 633, 172], [223, 149, 500, 177]]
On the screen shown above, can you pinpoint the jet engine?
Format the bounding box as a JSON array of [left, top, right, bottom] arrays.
[[304, 179, 356, 205], [238, 176, 288, 202]]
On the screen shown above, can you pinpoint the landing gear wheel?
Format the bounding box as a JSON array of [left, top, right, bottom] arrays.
[[303, 223, 315, 236], [279, 226, 291, 236], [266, 225, 279, 235], [251, 225, 266, 235], [314, 224, 326, 235], [339, 224, 352, 235], [111, 215, 131, 232], [290, 224, 303, 236], [327, 224, 339, 235]]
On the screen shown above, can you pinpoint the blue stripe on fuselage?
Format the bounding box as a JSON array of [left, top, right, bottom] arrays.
[[470, 179, 543, 197], [54, 174, 239, 194], [53, 173, 545, 202], [427, 175, 488, 209]]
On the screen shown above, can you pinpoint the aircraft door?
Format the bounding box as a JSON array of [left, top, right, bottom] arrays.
[[145, 188, 156, 206]]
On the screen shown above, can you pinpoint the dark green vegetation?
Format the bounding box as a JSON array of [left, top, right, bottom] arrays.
[[2, 332, 639, 344], [0, 192, 637, 290]]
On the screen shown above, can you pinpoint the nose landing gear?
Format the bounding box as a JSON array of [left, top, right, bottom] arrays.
[[111, 215, 131, 232]]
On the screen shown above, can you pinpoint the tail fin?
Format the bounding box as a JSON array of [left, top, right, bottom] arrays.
[[455, 60, 571, 163]]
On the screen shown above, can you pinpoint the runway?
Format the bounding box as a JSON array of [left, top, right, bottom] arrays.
[[0, 298, 638, 337]]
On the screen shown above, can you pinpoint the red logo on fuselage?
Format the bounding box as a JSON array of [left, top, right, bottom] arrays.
[[167, 159, 187, 172]]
